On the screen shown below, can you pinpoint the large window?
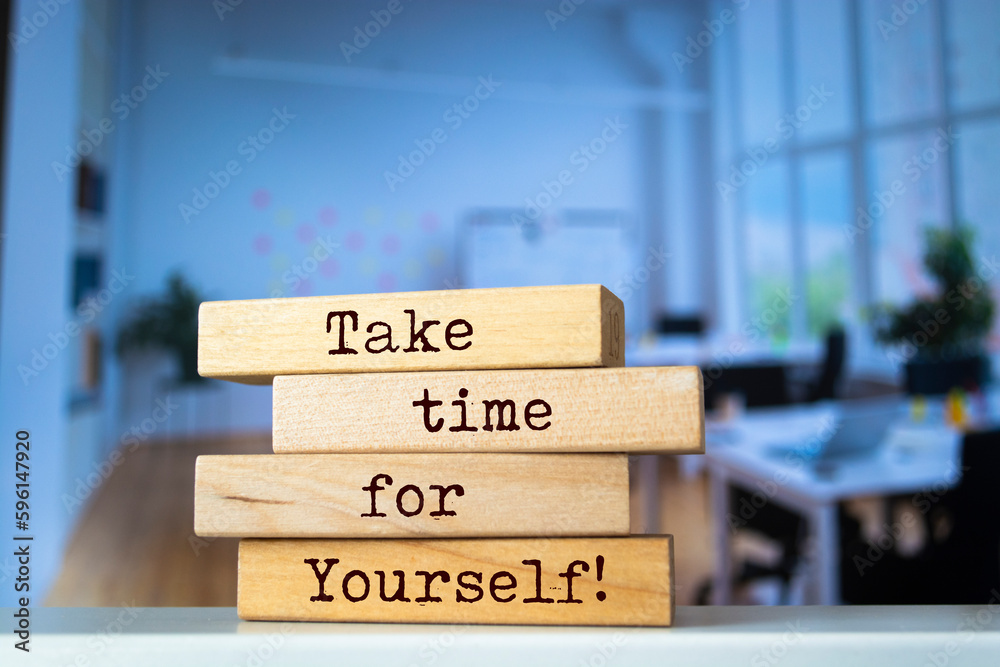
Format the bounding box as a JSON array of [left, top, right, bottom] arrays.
[[743, 159, 794, 342], [718, 0, 1000, 351], [801, 150, 854, 336], [867, 131, 949, 305]]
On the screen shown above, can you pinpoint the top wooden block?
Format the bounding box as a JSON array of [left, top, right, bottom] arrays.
[[198, 285, 624, 384]]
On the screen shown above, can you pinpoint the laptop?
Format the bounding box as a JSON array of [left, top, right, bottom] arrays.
[[817, 397, 904, 461], [765, 397, 904, 465]]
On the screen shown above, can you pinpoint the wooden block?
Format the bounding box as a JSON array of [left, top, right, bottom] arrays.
[[198, 285, 624, 384], [273, 366, 704, 454], [194, 453, 629, 538], [238, 536, 674, 626]]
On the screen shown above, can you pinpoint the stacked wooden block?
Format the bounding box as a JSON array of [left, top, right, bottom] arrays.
[[194, 285, 704, 626]]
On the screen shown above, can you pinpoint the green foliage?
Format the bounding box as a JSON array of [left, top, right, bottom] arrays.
[[115, 273, 204, 384], [873, 227, 995, 358], [751, 278, 792, 343], [807, 252, 850, 337]]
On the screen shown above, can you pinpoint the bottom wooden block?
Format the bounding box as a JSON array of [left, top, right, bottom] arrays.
[[238, 536, 674, 626]]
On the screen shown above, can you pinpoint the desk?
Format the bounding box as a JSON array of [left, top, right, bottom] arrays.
[[627, 336, 820, 369], [628, 337, 823, 531], [8, 606, 1000, 666], [705, 405, 963, 605]]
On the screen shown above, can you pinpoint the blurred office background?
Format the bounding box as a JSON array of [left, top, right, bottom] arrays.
[[0, 0, 998, 607]]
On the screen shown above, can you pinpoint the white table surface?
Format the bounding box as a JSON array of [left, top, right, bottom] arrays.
[[626, 336, 821, 368], [706, 405, 963, 503], [704, 404, 965, 605], [6, 606, 999, 666]]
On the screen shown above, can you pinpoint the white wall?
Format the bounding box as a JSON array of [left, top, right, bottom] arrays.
[[0, 0, 710, 605], [0, 0, 83, 606], [115, 0, 709, 433]]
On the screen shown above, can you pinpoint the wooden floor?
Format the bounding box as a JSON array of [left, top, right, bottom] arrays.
[[46, 436, 715, 607], [642, 458, 715, 606], [46, 434, 271, 607]]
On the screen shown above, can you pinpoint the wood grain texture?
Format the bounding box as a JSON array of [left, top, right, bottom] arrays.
[[198, 285, 624, 384], [195, 453, 629, 538], [45, 434, 272, 608], [273, 366, 704, 454], [46, 434, 710, 608], [238, 536, 674, 626]]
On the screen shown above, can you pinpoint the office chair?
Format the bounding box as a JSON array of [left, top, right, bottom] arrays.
[[725, 485, 867, 604], [807, 328, 846, 402], [840, 428, 1000, 604], [904, 355, 990, 395], [728, 486, 806, 603], [925, 427, 1000, 602], [655, 314, 704, 335], [705, 363, 796, 599], [703, 364, 791, 411]]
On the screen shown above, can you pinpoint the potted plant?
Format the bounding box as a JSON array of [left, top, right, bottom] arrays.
[[873, 227, 995, 394], [116, 272, 204, 385]]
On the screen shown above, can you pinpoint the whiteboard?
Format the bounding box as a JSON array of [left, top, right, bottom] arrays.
[[462, 208, 639, 334], [464, 209, 633, 287]]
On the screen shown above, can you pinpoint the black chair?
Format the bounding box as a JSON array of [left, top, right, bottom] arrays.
[[841, 428, 1000, 604], [925, 428, 1000, 602], [905, 355, 991, 396], [725, 484, 866, 605], [807, 328, 846, 402], [703, 364, 791, 411], [728, 486, 806, 603], [655, 314, 704, 335], [704, 362, 795, 599]]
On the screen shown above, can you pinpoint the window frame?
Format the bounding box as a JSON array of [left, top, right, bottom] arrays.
[[720, 0, 1000, 350]]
